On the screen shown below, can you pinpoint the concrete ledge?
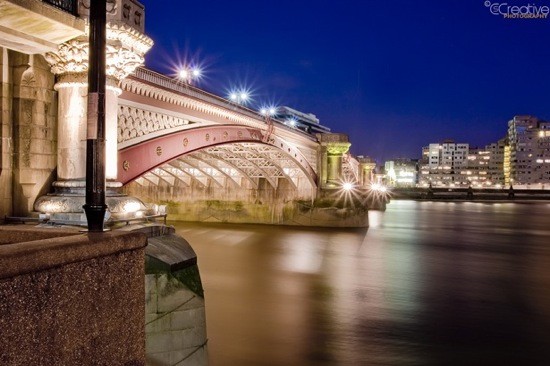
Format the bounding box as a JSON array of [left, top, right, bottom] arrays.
[[146, 234, 197, 272], [0, 225, 78, 244], [0, 227, 148, 365], [0, 227, 147, 279]]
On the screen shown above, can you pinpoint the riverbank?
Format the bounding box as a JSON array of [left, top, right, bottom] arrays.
[[391, 187, 550, 201]]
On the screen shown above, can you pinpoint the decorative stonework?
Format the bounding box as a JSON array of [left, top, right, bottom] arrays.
[[106, 23, 152, 80], [34, 198, 70, 214], [20, 67, 36, 87], [118, 105, 192, 143], [120, 78, 263, 129], [107, 22, 152, 56], [45, 38, 88, 75], [326, 142, 351, 155], [342, 154, 360, 181], [320, 133, 349, 144], [45, 23, 153, 82]]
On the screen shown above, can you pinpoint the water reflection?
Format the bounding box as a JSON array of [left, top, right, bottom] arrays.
[[173, 201, 550, 365]]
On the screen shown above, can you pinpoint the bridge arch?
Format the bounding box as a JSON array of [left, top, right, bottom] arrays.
[[118, 125, 318, 193]]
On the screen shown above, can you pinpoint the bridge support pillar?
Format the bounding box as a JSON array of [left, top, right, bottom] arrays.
[[319, 134, 351, 189], [33, 17, 153, 223], [358, 157, 376, 188], [52, 74, 122, 182]]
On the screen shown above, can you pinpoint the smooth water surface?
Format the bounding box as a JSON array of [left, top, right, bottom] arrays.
[[172, 201, 550, 366]]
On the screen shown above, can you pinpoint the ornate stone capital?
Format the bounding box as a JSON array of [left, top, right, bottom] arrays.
[[360, 162, 376, 170], [45, 22, 153, 82], [106, 22, 153, 80], [44, 37, 89, 75], [326, 142, 351, 156]]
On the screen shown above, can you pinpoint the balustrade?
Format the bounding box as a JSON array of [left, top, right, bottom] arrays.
[[43, 0, 78, 16]]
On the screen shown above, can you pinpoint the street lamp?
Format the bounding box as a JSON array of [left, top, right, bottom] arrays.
[[260, 105, 277, 142], [83, 0, 107, 232], [178, 66, 201, 85], [229, 89, 250, 105], [287, 117, 297, 127], [260, 106, 277, 117], [342, 182, 354, 191]]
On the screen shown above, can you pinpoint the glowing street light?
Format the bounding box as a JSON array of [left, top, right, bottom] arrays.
[[260, 105, 278, 142], [287, 117, 298, 127], [178, 66, 202, 85], [342, 182, 354, 191], [260, 106, 277, 117], [229, 89, 250, 105]]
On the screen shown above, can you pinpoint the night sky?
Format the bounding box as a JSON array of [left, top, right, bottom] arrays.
[[139, 0, 550, 162]]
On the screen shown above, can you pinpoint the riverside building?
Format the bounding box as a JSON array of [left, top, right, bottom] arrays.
[[384, 159, 418, 187], [275, 106, 331, 134], [506, 115, 550, 186], [419, 140, 469, 186], [461, 138, 506, 188]]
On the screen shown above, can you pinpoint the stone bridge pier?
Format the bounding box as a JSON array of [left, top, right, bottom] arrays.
[[319, 133, 351, 189], [34, 0, 153, 221]]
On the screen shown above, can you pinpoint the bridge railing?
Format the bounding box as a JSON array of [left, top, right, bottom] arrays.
[[131, 67, 316, 139], [43, 0, 78, 16], [133, 67, 266, 120]]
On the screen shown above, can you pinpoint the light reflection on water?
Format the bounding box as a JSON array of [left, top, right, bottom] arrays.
[[172, 201, 550, 366]]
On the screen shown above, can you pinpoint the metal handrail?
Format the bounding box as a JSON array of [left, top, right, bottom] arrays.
[[43, 0, 78, 16], [130, 67, 317, 140], [132, 67, 266, 121]]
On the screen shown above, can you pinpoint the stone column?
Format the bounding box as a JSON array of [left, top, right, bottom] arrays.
[[319, 133, 351, 189], [358, 157, 376, 188], [35, 19, 153, 220], [45, 24, 152, 183], [0, 47, 11, 220], [53, 73, 121, 182], [326, 143, 351, 187]]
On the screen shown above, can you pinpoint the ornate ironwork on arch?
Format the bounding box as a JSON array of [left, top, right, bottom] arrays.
[[118, 124, 318, 189]]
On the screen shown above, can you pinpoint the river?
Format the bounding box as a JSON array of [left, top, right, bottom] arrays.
[[171, 200, 550, 366]]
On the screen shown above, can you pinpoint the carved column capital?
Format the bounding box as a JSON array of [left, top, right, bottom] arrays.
[[325, 142, 351, 156], [45, 22, 153, 83], [105, 22, 153, 81], [44, 37, 89, 75], [360, 162, 376, 171]]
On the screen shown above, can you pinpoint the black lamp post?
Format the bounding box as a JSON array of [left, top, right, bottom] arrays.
[[83, 0, 108, 231]]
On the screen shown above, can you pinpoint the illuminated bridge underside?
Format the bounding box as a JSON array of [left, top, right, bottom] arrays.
[[119, 125, 317, 196]]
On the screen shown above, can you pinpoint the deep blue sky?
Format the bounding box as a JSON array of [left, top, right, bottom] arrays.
[[139, 0, 550, 162]]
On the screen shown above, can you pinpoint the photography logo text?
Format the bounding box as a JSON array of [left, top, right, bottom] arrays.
[[485, 1, 549, 19]]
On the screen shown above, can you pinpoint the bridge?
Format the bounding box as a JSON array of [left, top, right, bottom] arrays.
[[0, 0, 381, 227]]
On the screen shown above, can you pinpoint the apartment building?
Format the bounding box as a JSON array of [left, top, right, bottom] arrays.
[[461, 138, 506, 187], [419, 140, 469, 186], [507, 115, 550, 185]]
